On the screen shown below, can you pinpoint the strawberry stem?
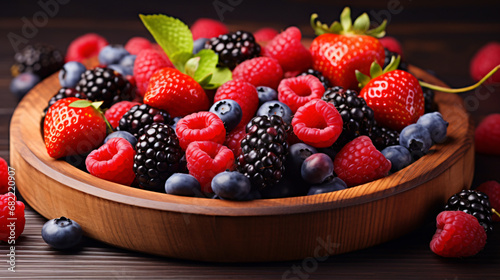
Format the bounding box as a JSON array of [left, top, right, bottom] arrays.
[[493, 208, 500, 219], [419, 65, 500, 93]]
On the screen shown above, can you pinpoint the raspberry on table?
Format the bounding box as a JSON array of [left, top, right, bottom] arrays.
[[232, 57, 283, 89], [475, 114, 500, 156], [333, 136, 392, 187], [224, 125, 247, 157], [0, 193, 25, 242], [292, 99, 343, 148], [278, 75, 325, 113], [125, 37, 154, 55], [105, 101, 141, 129], [264, 26, 312, 73], [430, 211, 487, 258], [85, 138, 136, 186], [176, 111, 226, 150], [65, 33, 109, 63], [191, 18, 229, 41], [0, 157, 9, 194], [186, 141, 235, 192], [214, 80, 259, 127], [133, 48, 174, 97]]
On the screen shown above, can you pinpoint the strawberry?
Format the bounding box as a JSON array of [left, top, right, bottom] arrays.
[[310, 7, 386, 90], [144, 67, 209, 118], [44, 98, 107, 159], [357, 58, 424, 131]]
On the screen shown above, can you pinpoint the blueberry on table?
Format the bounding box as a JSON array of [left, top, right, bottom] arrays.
[[417, 112, 449, 143], [165, 173, 202, 197], [10, 72, 40, 100], [256, 86, 278, 104], [256, 100, 293, 125], [381, 145, 413, 173], [301, 153, 334, 184], [59, 61, 86, 88], [308, 177, 347, 195], [209, 99, 242, 132], [399, 123, 433, 159], [41, 217, 83, 250], [211, 171, 252, 200]]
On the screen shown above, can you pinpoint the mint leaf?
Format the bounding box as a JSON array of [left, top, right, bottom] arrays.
[[204, 67, 232, 90], [185, 49, 232, 89], [185, 57, 200, 78], [192, 49, 218, 82], [170, 51, 193, 72], [139, 14, 193, 59]]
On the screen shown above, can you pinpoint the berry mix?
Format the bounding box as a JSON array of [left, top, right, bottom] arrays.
[[7, 7, 500, 254]]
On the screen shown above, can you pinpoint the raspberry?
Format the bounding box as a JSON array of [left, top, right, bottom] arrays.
[[292, 99, 343, 148], [333, 136, 391, 187], [475, 114, 500, 155], [264, 26, 312, 73], [430, 211, 487, 258], [0, 157, 8, 194], [477, 180, 500, 222], [134, 49, 174, 97], [254, 27, 279, 46], [65, 33, 108, 63], [379, 36, 403, 57], [278, 75, 325, 113], [186, 141, 235, 192], [176, 112, 226, 150], [214, 80, 259, 126], [191, 18, 229, 41], [232, 57, 283, 89], [85, 138, 136, 186], [105, 101, 141, 129], [470, 42, 500, 84], [0, 193, 25, 242], [124, 37, 153, 55], [224, 125, 247, 157]]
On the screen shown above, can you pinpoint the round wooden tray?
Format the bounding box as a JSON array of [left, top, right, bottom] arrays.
[[10, 66, 474, 262]]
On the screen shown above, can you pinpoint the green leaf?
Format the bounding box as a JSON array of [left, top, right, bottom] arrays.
[[369, 61, 383, 79], [192, 49, 219, 82], [340, 7, 352, 32], [352, 13, 370, 34], [366, 19, 387, 38], [185, 57, 200, 78], [170, 51, 193, 73], [69, 100, 92, 108], [383, 55, 401, 73], [204, 67, 232, 90], [355, 70, 371, 89], [139, 14, 193, 62]]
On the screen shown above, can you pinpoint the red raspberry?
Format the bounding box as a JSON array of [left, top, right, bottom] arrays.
[[85, 138, 136, 186], [214, 80, 259, 127], [278, 75, 325, 113], [224, 125, 247, 157], [65, 33, 108, 63], [191, 18, 229, 40], [379, 36, 403, 57], [134, 49, 174, 97], [476, 180, 500, 222], [470, 42, 500, 84], [232, 57, 283, 89], [104, 101, 141, 129], [254, 27, 279, 47], [430, 211, 487, 258], [176, 111, 226, 150], [264, 26, 312, 73], [186, 141, 235, 192], [475, 113, 500, 155], [333, 136, 391, 187], [292, 99, 343, 148], [0, 157, 8, 194], [125, 37, 153, 55], [0, 193, 25, 242]]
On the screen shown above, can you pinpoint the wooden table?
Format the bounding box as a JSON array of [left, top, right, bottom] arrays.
[[1, 1, 500, 278]]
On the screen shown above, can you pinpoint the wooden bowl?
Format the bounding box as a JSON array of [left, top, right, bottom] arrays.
[[10, 66, 474, 262]]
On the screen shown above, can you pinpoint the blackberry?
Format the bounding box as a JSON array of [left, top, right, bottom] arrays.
[[423, 87, 438, 113], [134, 123, 183, 192], [322, 86, 376, 150], [46, 87, 87, 112], [298, 69, 331, 89], [237, 115, 289, 189], [11, 44, 64, 79], [118, 104, 172, 138], [383, 48, 408, 71], [205, 31, 261, 69], [445, 189, 493, 233], [369, 125, 400, 151], [75, 67, 133, 108]]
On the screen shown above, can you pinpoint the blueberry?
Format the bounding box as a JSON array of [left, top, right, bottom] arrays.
[[104, 131, 137, 148], [256, 101, 293, 125], [286, 143, 318, 174], [301, 153, 334, 184], [211, 171, 252, 200], [209, 99, 242, 132], [41, 216, 83, 250], [108, 64, 132, 76], [165, 173, 202, 197], [381, 145, 413, 173], [10, 72, 40, 100], [307, 177, 347, 195], [98, 45, 129, 66], [399, 123, 433, 159], [118, 54, 136, 76], [417, 112, 449, 143], [193, 38, 209, 54], [256, 86, 278, 105], [59, 61, 86, 88]]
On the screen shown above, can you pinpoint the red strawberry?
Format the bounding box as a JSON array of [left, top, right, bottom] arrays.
[[264, 26, 312, 73], [470, 42, 500, 84], [309, 8, 385, 90], [358, 60, 424, 131], [144, 67, 209, 118], [44, 98, 107, 159], [191, 18, 228, 41]]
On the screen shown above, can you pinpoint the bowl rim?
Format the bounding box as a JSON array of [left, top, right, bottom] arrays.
[[10, 65, 473, 217]]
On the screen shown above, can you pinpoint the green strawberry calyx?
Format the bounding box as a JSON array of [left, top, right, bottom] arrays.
[[311, 7, 386, 38], [355, 55, 401, 88], [69, 100, 113, 134], [139, 14, 231, 90]]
